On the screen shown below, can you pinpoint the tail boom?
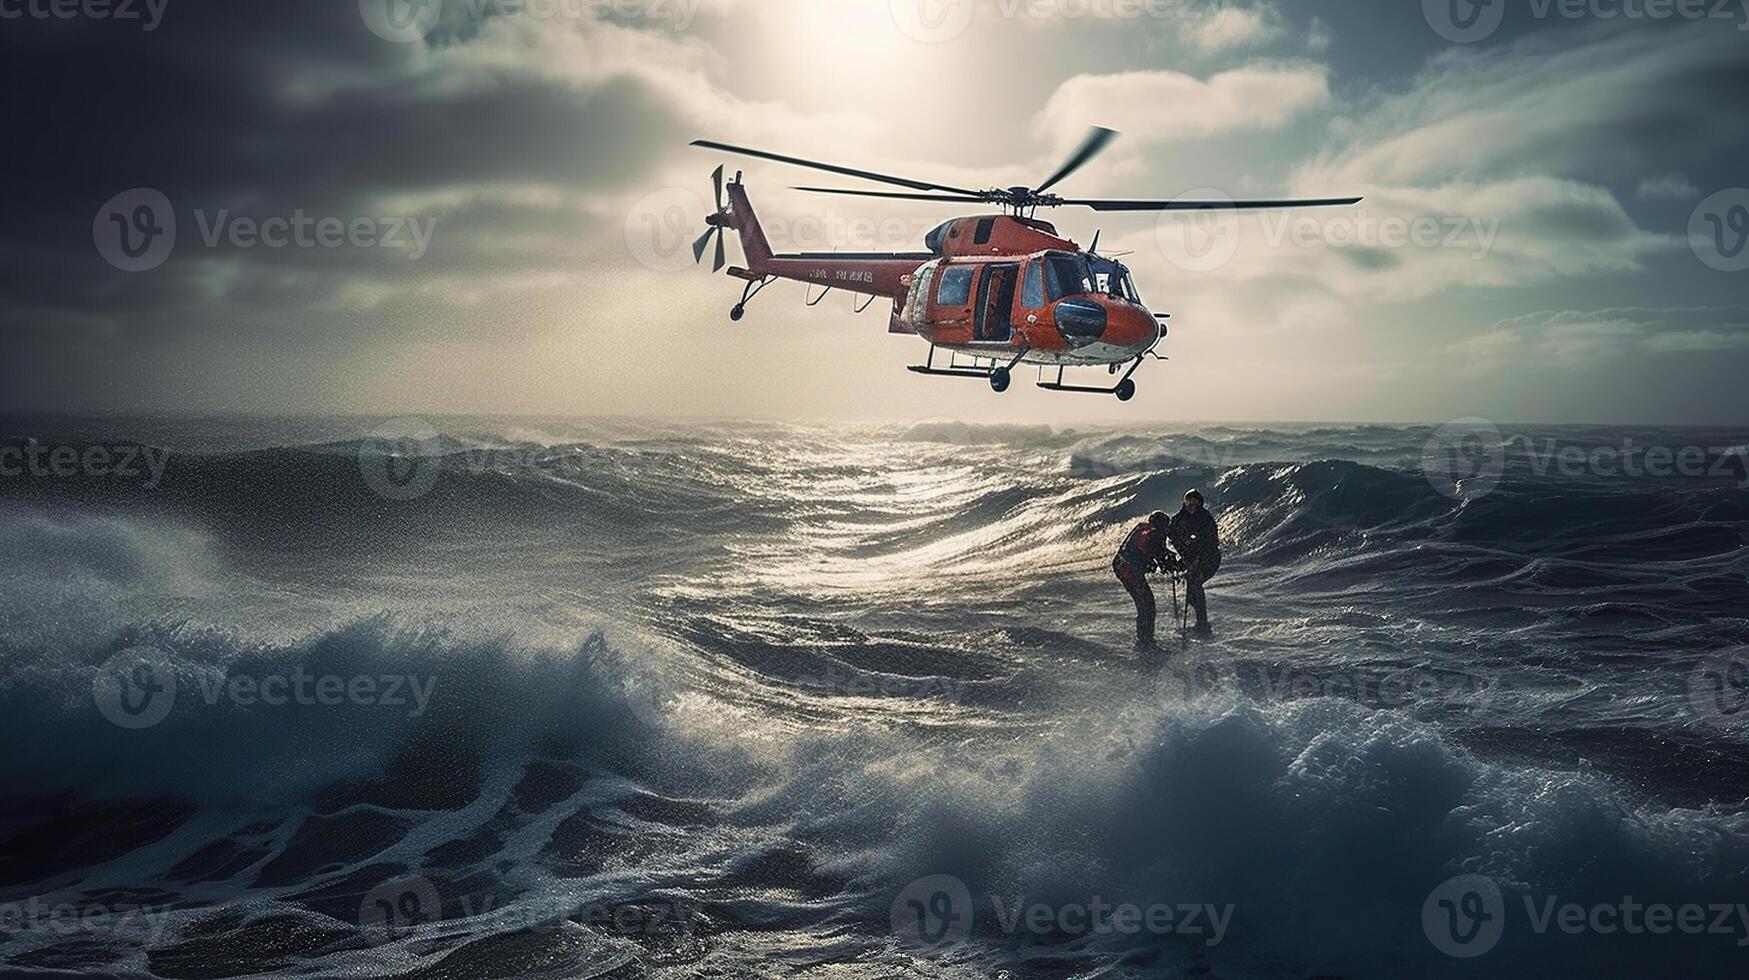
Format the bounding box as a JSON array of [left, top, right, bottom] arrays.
[[721, 178, 927, 299]]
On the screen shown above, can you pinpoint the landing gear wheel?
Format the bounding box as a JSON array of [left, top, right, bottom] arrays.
[[1114, 379, 1136, 401], [729, 305, 745, 322], [990, 368, 1011, 393]]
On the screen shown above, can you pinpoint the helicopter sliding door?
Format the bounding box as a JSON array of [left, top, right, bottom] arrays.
[[974, 263, 1018, 342]]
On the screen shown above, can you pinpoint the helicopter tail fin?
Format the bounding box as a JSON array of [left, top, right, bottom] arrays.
[[723, 177, 773, 271]]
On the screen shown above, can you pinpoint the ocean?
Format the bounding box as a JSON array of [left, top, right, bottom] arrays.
[[1, 415, 1747, 978]]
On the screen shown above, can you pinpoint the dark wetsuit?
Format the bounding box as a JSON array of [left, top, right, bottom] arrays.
[[1168, 507, 1222, 628], [1113, 522, 1173, 647]]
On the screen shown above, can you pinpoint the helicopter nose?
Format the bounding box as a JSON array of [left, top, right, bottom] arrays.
[[1053, 298, 1107, 346]]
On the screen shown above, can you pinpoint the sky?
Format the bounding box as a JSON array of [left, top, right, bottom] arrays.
[[1, 0, 1747, 424]]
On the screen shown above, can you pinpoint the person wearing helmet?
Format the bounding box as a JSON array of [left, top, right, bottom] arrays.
[[1113, 510, 1180, 650], [1168, 489, 1222, 635]]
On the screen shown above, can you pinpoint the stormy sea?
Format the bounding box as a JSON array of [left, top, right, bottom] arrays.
[[2, 415, 1747, 979]]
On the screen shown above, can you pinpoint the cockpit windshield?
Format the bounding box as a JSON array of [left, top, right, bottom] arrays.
[[1090, 256, 1140, 303], [1044, 251, 1141, 303], [1043, 252, 1094, 299]]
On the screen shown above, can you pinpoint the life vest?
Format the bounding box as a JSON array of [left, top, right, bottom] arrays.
[[1118, 523, 1165, 566]]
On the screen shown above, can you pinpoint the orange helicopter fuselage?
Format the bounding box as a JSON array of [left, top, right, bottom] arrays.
[[714, 178, 1163, 368], [892, 215, 1162, 366]]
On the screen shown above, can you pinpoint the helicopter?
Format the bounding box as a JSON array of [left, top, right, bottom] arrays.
[[690, 128, 1360, 400]]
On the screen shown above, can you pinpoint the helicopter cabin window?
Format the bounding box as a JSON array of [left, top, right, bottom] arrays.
[[973, 217, 995, 245], [1044, 253, 1094, 299], [935, 266, 974, 306], [1021, 259, 1044, 308]]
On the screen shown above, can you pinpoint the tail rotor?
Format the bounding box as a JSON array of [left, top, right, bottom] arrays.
[[691, 165, 727, 272]]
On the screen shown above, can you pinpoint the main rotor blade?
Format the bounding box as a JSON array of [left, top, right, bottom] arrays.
[[1063, 196, 1364, 212], [791, 185, 987, 203], [691, 139, 983, 196], [1035, 126, 1118, 194]]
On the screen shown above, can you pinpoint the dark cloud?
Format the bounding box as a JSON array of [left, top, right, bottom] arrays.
[[1, 0, 694, 409]]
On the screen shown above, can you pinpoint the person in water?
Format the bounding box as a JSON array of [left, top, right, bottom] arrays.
[[1168, 489, 1222, 634], [1113, 511, 1180, 649]]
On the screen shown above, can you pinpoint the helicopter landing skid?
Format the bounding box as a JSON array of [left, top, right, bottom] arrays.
[[908, 346, 1030, 393], [1035, 354, 1152, 401]]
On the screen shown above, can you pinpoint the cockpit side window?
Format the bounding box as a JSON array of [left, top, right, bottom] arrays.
[[1022, 259, 1044, 308]]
